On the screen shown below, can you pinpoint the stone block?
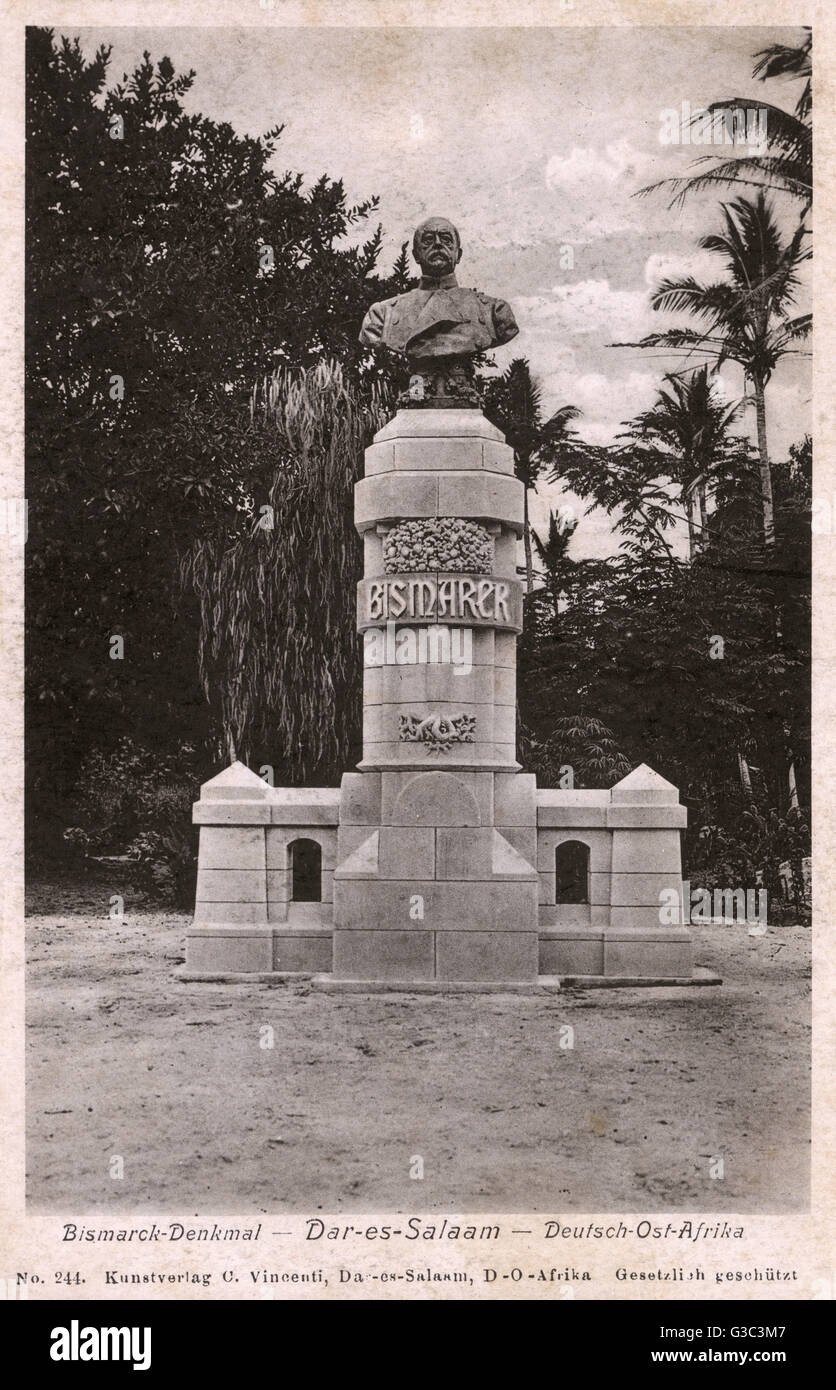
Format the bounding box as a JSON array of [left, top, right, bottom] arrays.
[[604, 928, 692, 978], [549, 903, 593, 927], [435, 827, 493, 880], [196, 869, 266, 903], [537, 796, 609, 827], [609, 871, 684, 907], [269, 791, 340, 826], [339, 772, 382, 825], [493, 632, 517, 668], [606, 804, 688, 829], [538, 930, 605, 976], [495, 825, 537, 866], [492, 530, 518, 578], [609, 905, 680, 931], [364, 531, 384, 573], [337, 824, 375, 862], [436, 931, 538, 982], [378, 826, 436, 879], [481, 440, 515, 476], [363, 441, 396, 475], [186, 929, 272, 973], [360, 741, 514, 770], [436, 472, 524, 532], [266, 868, 290, 902], [334, 830, 380, 879], [198, 826, 265, 871], [431, 880, 538, 931], [588, 871, 612, 906], [493, 666, 516, 705], [491, 830, 537, 879], [199, 760, 269, 801], [386, 770, 485, 827], [355, 473, 438, 531], [193, 801, 271, 825], [610, 829, 683, 875], [365, 663, 495, 707], [492, 704, 517, 746], [493, 772, 536, 826], [273, 932, 333, 973], [193, 902, 269, 924], [333, 878, 413, 930], [609, 763, 679, 805], [389, 436, 484, 472], [333, 929, 434, 981], [334, 879, 537, 931], [285, 902, 331, 927], [538, 870, 555, 905], [470, 631, 495, 665], [373, 408, 504, 444]]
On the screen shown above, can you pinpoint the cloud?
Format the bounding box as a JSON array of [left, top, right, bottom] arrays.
[[540, 368, 660, 444], [545, 140, 654, 193], [516, 277, 655, 344], [644, 249, 728, 291]]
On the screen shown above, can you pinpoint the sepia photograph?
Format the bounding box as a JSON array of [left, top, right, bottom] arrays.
[[2, 2, 829, 1317]]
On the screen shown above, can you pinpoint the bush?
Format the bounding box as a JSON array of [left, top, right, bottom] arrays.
[[63, 737, 201, 902], [125, 825, 197, 908]]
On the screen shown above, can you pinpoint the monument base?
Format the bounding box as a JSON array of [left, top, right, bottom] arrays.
[[185, 760, 697, 986]]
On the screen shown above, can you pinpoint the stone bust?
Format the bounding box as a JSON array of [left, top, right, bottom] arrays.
[[359, 216, 519, 405]]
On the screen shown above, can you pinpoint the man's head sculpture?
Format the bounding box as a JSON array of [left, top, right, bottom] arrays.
[[411, 217, 462, 280], [359, 215, 519, 408]]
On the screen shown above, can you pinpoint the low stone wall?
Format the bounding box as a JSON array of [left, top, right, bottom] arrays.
[[185, 761, 691, 982]]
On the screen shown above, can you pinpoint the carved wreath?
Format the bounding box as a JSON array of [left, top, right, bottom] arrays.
[[398, 712, 477, 755]]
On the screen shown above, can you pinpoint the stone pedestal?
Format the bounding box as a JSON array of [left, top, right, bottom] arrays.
[[184, 405, 694, 988], [332, 408, 539, 984]]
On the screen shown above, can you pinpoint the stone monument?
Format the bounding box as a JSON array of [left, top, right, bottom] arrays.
[[184, 218, 693, 988]]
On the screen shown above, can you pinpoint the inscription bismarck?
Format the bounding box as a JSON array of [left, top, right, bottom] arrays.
[[358, 573, 521, 631]]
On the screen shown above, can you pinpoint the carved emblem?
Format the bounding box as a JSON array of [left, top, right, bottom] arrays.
[[383, 518, 492, 575], [398, 712, 477, 754]]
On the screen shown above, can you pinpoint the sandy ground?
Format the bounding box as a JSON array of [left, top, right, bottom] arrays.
[[25, 875, 810, 1214]]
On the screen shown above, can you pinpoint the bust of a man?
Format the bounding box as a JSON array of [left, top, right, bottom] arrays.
[[359, 216, 519, 405]]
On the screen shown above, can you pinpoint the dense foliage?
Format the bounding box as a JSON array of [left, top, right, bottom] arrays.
[[26, 28, 810, 914]]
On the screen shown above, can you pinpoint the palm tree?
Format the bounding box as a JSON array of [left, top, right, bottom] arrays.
[[639, 29, 811, 212], [532, 510, 579, 638], [630, 193, 809, 549], [483, 358, 581, 592], [623, 367, 741, 558]]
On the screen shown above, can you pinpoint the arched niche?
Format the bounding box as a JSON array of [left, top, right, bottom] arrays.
[[289, 838, 323, 903], [555, 840, 590, 905]]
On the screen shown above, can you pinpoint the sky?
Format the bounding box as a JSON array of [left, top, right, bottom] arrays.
[[74, 23, 812, 557]]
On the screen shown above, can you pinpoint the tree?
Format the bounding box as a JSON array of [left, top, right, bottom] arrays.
[[25, 28, 390, 853], [639, 28, 811, 212], [483, 359, 581, 593], [531, 510, 579, 638], [618, 367, 743, 559], [390, 241, 415, 291], [625, 193, 809, 550], [183, 362, 388, 781]]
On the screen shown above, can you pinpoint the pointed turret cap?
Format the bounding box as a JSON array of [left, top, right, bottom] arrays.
[[610, 763, 679, 805], [200, 760, 269, 800]]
